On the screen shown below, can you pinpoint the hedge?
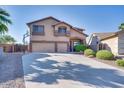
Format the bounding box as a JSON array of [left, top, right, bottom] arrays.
[[116, 59, 124, 67], [96, 50, 114, 60], [84, 49, 95, 57]]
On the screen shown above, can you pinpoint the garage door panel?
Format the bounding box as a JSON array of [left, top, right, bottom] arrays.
[[32, 43, 55, 52], [118, 40, 124, 43], [118, 33, 124, 54], [57, 43, 68, 52], [119, 49, 124, 54], [118, 43, 124, 48], [118, 40, 124, 54]]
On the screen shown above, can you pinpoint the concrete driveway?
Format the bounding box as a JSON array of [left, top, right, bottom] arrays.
[[22, 53, 124, 88]]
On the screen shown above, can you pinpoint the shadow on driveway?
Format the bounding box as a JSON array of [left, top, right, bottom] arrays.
[[23, 53, 124, 88]]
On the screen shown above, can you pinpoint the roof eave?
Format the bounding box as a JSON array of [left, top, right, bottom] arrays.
[[27, 16, 61, 26], [100, 34, 117, 41]]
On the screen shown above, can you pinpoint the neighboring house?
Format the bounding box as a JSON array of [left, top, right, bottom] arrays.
[[88, 31, 124, 55], [27, 16, 88, 52]]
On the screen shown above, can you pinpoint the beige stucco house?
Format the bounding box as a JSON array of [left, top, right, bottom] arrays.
[[88, 31, 124, 55], [27, 16, 88, 52]]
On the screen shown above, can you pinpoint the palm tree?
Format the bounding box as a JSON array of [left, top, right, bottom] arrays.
[[0, 35, 16, 44], [119, 23, 124, 31], [0, 8, 12, 34]]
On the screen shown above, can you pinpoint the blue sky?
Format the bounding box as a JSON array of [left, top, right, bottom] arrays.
[[1, 5, 124, 43]]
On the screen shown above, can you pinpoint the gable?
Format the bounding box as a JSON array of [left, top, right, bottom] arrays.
[[70, 28, 87, 39], [54, 22, 71, 31], [27, 16, 60, 26]]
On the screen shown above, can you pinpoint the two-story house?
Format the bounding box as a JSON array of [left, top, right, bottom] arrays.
[[27, 16, 88, 52]]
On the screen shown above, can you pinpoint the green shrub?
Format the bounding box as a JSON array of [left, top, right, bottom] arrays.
[[88, 55, 95, 58], [96, 50, 114, 60], [74, 44, 87, 52], [116, 59, 124, 67], [84, 49, 95, 57]]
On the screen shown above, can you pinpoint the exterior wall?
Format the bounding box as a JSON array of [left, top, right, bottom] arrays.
[[118, 31, 124, 54], [0, 44, 14, 52], [0, 44, 27, 52], [70, 28, 86, 40], [29, 19, 70, 42], [101, 36, 118, 55]]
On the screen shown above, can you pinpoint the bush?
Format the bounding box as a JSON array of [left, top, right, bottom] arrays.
[[74, 44, 87, 52], [84, 49, 95, 57], [87, 55, 95, 58], [116, 59, 124, 67], [96, 50, 114, 60]]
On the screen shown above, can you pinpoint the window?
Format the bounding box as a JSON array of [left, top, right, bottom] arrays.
[[58, 26, 67, 33], [33, 25, 44, 33]]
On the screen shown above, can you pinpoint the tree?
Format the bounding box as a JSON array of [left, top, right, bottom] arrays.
[[119, 23, 124, 30], [0, 8, 12, 34], [0, 35, 16, 44]]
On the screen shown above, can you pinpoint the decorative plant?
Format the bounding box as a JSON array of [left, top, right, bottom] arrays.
[[0, 8, 12, 34], [96, 50, 114, 60], [74, 44, 87, 52], [119, 23, 124, 31]]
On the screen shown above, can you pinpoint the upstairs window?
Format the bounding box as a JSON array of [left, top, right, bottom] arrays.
[[58, 26, 67, 33], [33, 25, 44, 33]]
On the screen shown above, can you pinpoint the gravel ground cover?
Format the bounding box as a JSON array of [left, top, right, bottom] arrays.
[[0, 53, 25, 88]]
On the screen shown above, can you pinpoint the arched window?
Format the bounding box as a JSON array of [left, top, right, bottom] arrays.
[[58, 26, 67, 33]]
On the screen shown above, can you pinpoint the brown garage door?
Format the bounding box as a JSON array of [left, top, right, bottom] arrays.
[[57, 43, 68, 52], [32, 43, 55, 52]]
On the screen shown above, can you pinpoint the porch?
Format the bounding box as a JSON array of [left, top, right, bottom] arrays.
[[69, 37, 86, 52]]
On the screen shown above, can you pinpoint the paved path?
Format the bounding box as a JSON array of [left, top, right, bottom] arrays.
[[0, 53, 25, 88], [22, 53, 124, 88]]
